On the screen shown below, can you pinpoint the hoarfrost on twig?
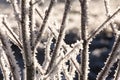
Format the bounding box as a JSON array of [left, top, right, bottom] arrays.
[[0, 29, 21, 80]]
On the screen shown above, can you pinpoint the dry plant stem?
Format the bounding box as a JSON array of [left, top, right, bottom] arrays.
[[0, 32, 20, 80], [43, 34, 53, 70], [10, 0, 20, 22], [35, 7, 79, 75], [21, 0, 34, 80], [103, 2, 119, 71], [88, 8, 120, 41], [114, 60, 120, 80], [29, 0, 35, 47], [34, 0, 55, 50], [29, 5, 43, 76], [35, 7, 72, 57], [2, 18, 22, 49], [0, 58, 5, 80], [71, 58, 81, 75], [10, 0, 21, 39], [29, 0, 36, 79], [35, 4, 82, 76], [46, 0, 71, 74], [35, 8, 43, 20], [47, 43, 82, 77], [104, 0, 115, 33], [97, 35, 120, 80], [33, 0, 43, 5], [79, 0, 89, 80], [35, 8, 58, 39], [35, 7, 58, 39], [104, 0, 110, 14], [0, 63, 7, 80], [0, 50, 10, 80]]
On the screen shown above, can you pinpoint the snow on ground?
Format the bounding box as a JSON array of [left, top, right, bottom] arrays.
[[0, 0, 120, 34]]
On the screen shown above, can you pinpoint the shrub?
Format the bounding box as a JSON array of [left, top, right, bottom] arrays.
[[0, 0, 120, 80]]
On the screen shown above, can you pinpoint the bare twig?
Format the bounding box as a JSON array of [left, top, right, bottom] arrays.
[[0, 31, 21, 80], [104, 0, 116, 33], [97, 35, 120, 80], [21, 0, 34, 80], [114, 60, 120, 80], [9, 0, 21, 40], [47, 42, 82, 77], [88, 8, 120, 41], [2, 18, 22, 49], [29, 0, 35, 48], [46, 0, 71, 75], [42, 33, 53, 70], [33, 0, 44, 5], [71, 58, 81, 75], [79, 0, 89, 80], [9, 0, 20, 22], [0, 47, 11, 80], [35, 8, 44, 20], [33, 0, 56, 50]]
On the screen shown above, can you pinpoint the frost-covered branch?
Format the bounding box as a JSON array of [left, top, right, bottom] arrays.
[[35, 7, 73, 56], [0, 30, 21, 80], [46, 0, 71, 74], [114, 60, 120, 80], [79, 0, 89, 80], [9, 0, 20, 22], [34, 0, 56, 50], [21, 0, 35, 80], [9, 0, 21, 40], [42, 33, 53, 70], [104, 0, 116, 33], [0, 46, 11, 80], [2, 17, 22, 49], [97, 35, 120, 80], [46, 41, 82, 78], [33, 0, 44, 5], [88, 8, 120, 41], [29, 0, 35, 47], [1, 0, 120, 80]]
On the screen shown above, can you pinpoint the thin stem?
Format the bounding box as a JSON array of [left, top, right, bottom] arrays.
[[71, 58, 81, 76], [88, 8, 120, 41], [35, 8, 43, 20], [9, 0, 21, 40], [104, 0, 115, 33], [29, 0, 35, 48], [35, 8, 58, 39], [10, 0, 20, 22], [104, 0, 110, 15], [2, 18, 22, 49], [21, 0, 34, 80], [33, 0, 43, 5], [0, 31, 21, 80], [35, 7, 72, 55], [97, 35, 120, 80], [33, 0, 55, 50], [0, 49, 10, 80], [79, 0, 89, 80], [42, 33, 53, 70], [46, 0, 71, 74], [21, 0, 27, 79], [47, 42, 82, 77], [114, 60, 120, 80]]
